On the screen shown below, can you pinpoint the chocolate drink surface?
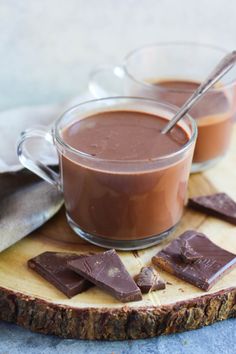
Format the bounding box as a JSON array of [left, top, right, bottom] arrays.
[[61, 110, 192, 241], [152, 80, 233, 163]]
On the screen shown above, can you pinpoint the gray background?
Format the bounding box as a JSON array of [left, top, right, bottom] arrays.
[[0, 0, 235, 353], [0, 0, 236, 110]]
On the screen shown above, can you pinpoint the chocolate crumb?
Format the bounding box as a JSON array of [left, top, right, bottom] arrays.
[[178, 288, 185, 293]]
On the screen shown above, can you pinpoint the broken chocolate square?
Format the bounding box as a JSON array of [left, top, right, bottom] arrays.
[[28, 252, 92, 298], [68, 249, 142, 302], [188, 193, 236, 225], [152, 230, 236, 291], [134, 266, 166, 293]]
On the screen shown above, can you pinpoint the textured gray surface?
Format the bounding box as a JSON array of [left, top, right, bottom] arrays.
[[0, 319, 235, 354], [0, 0, 235, 352]]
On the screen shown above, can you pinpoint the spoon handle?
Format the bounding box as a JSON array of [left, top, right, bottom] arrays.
[[161, 50, 236, 134]]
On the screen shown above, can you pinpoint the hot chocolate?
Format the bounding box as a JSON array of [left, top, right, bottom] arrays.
[[61, 110, 193, 241], [152, 79, 233, 163]]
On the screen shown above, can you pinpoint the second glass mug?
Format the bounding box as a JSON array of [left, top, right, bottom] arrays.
[[17, 97, 197, 250], [89, 42, 236, 172]]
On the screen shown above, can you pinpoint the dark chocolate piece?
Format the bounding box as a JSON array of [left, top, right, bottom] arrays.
[[152, 230, 236, 291], [28, 252, 92, 298], [68, 249, 142, 302], [180, 239, 202, 264], [135, 266, 166, 293], [188, 193, 236, 225]]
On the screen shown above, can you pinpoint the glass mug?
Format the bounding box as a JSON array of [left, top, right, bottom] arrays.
[[17, 97, 197, 250], [90, 42, 236, 172]]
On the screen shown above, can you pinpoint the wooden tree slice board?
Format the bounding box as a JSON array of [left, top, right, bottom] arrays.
[[0, 130, 236, 340]]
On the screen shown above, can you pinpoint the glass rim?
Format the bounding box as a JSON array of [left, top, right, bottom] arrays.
[[54, 96, 197, 164], [123, 41, 236, 92]]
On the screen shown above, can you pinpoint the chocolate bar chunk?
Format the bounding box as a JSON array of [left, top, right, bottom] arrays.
[[135, 266, 166, 293], [152, 230, 236, 291], [180, 239, 202, 264], [28, 252, 92, 298], [188, 193, 236, 225], [68, 249, 142, 302]]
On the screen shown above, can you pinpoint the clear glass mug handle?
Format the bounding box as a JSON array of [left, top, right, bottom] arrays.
[[17, 127, 60, 189], [89, 65, 125, 97]]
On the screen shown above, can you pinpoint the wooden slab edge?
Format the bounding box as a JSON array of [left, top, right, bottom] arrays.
[[0, 285, 235, 340]]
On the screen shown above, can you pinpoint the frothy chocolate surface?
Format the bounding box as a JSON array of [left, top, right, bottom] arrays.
[[62, 111, 189, 161]]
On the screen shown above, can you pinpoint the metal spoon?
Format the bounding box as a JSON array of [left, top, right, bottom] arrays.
[[161, 50, 236, 134]]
